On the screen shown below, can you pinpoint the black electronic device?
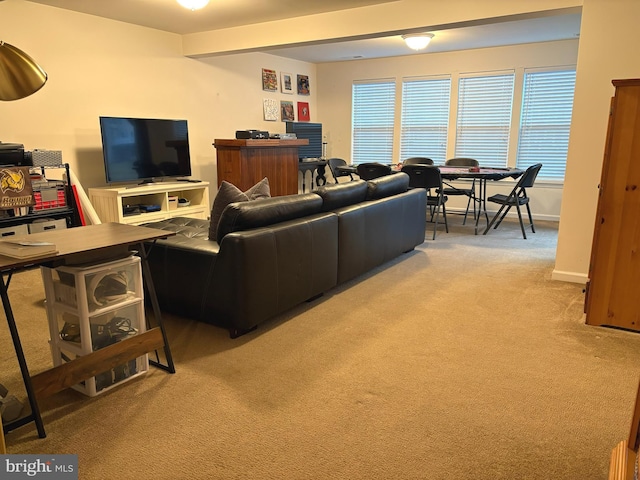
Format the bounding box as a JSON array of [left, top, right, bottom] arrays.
[[0, 142, 32, 166], [99, 116, 192, 184], [285, 122, 322, 160], [139, 204, 161, 212], [235, 130, 269, 139]]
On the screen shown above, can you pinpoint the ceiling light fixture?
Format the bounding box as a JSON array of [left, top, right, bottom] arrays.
[[176, 0, 210, 11], [402, 33, 435, 51], [0, 41, 48, 101]]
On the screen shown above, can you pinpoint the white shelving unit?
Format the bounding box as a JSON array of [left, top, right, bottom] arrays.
[[88, 181, 210, 225], [41, 255, 148, 397]]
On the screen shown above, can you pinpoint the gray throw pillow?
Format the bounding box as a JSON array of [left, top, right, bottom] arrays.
[[209, 181, 249, 240], [208, 178, 271, 240], [245, 177, 270, 200]]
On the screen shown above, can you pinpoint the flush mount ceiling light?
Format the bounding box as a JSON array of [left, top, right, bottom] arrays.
[[0, 41, 48, 101], [402, 33, 435, 51], [176, 0, 210, 10]]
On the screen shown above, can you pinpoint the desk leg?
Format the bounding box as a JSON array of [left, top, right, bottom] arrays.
[[0, 418, 6, 452], [474, 179, 490, 235], [138, 242, 175, 374], [0, 273, 46, 438]]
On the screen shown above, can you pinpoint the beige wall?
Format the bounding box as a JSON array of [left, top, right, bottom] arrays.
[[316, 40, 578, 219], [554, 0, 640, 283], [0, 0, 316, 195]]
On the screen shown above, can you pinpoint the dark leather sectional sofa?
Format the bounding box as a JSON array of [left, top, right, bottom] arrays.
[[142, 173, 426, 338]]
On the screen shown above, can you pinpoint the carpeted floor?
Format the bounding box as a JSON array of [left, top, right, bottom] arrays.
[[2, 218, 639, 479]]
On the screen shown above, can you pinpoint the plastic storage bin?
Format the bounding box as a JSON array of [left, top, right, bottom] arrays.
[[41, 254, 148, 397]]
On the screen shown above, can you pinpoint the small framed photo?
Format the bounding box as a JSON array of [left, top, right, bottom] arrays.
[[297, 102, 310, 122], [280, 101, 295, 122], [281, 72, 293, 94], [297, 74, 310, 95], [262, 68, 277, 91]]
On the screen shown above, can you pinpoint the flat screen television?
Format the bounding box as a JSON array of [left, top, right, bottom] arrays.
[[286, 122, 322, 160], [99, 116, 192, 184]]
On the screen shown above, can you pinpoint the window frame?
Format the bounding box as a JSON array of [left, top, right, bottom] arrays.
[[516, 67, 577, 181], [351, 79, 396, 165], [454, 70, 516, 169], [399, 75, 452, 164]]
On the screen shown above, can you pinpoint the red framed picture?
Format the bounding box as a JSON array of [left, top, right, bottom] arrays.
[[297, 102, 310, 121]]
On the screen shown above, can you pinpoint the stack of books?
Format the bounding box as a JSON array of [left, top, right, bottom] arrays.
[[0, 240, 57, 259]]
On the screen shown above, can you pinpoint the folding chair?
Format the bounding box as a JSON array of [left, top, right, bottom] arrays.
[[483, 163, 542, 239]]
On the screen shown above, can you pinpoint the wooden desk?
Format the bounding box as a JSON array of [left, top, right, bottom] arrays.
[[0, 223, 176, 438], [213, 139, 309, 196]]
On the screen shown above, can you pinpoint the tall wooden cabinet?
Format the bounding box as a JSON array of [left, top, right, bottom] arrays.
[[585, 79, 640, 331]]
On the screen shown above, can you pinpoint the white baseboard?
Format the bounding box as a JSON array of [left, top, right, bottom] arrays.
[[551, 269, 587, 284]]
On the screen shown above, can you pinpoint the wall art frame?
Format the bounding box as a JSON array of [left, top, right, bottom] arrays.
[[262, 68, 278, 91], [281, 72, 293, 94]]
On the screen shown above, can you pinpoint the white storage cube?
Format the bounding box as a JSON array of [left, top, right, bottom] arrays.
[[28, 218, 67, 233], [0, 224, 29, 238]]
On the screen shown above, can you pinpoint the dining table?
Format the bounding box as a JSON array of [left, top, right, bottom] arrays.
[[437, 166, 524, 234]]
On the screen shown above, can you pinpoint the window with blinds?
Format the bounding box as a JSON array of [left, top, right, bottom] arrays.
[[351, 80, 395, 164], [516, 69, 576, 180], [400, 76, 451, 164], [455, 73, 515, 168]]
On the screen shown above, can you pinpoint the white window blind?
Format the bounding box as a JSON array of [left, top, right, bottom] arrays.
[[455, 73, 515, 168], [517, 69, 576, 180], [400, 77, 451, 163], [352, 80, 395, 164]]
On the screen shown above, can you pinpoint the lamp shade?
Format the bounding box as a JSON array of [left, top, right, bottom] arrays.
[[402, 33, 435, 51], [176, 0, 210, 10], [0, 41, 48, 101]]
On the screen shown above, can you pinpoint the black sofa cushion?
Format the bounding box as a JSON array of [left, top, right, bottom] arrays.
[[313, 180, 368, 212], [216, 193, 323, 243], [366, 172, 410, 200], [146, 217, 210, 239]]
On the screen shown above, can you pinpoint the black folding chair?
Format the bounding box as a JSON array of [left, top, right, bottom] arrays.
[[483, 163, 542, 239], [402, 157, 434, 166], [440, 158, 479, 224], [356, 162, 392, 180], [401, 164, 448, 239], [328, 158, 356, 183]]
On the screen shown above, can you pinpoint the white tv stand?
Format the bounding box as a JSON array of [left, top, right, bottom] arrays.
[[88, 181, 210, 225]]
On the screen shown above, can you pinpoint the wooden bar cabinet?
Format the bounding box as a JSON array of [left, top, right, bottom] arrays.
[[213, 139, 308, 196]]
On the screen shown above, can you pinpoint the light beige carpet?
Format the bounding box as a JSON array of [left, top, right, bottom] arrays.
[[2, 218, 640, 480]]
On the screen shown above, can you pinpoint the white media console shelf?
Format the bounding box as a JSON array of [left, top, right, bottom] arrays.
[[88, 181, 210, 225]]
